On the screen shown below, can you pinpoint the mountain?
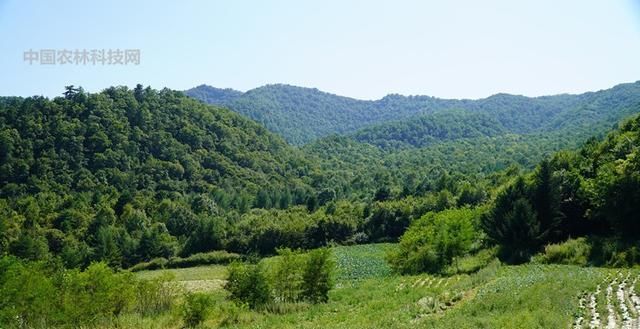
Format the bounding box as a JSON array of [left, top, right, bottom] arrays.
[[185, 82, 640, 145], [302, 84, 640, 199], [185, 85, 243, 104], [0, 86, 317, 267]]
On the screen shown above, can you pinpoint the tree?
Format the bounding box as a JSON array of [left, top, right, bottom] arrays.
[[181, 217, 226, 256], [254, 189, 271, 209], [225, 262, 271, 309], [9, 231, 49, 261], [63, 85, 80, 99], [138, 224, 176, 261], [317, 188, 336, 206], [301, 248, 333, 303], [306, 195, 318, 213], [388, 207, 479, 274], [373, 186, 391, 201], [481, 176, 543, 264], [270, 248, 304, 302], [531, 159, 563, 242]]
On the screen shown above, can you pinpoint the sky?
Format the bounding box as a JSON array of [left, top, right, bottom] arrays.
[[0, 0, 639, 100]]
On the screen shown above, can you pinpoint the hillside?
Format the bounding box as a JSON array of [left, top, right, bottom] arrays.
[[0, 85, 316, 268], [186, 82, 640, 145]]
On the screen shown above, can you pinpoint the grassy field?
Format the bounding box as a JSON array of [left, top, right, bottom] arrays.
[[129, 244, 639, 328], [136, 264, 228, 281]]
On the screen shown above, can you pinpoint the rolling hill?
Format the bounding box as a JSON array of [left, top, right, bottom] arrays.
[[186, 81, 640, 145]]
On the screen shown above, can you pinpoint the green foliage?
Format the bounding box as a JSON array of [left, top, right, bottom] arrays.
[[482, 178, 542, 264], [225, 248, 335, 309], [0, 86, 315, 267], [301, 248, 333, 303], [129, 250, 241, 272], [225, 262, 271, 309], [532, 237, 591, 266], [0, 257, 55, 327], [269, 248, 305, 303], [0, 257, 177, 328], [389, 207, 481, 274], [187, 82, 640, 145], [181, 292, 213, 328], [482, 113, 640, 265]]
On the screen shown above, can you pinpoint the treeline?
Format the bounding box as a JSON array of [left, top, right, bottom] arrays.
[[482, 113, 640, 265], [388, 113, 640, 274]]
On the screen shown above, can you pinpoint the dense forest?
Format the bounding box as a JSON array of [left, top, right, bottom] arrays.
[[0, 86, 323, 268], [390, 111, 640, 272], [186, 82, 640, 145]]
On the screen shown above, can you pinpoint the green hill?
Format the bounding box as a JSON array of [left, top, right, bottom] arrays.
[[0, 85, 315, 267], [186, 82, 640, 145]]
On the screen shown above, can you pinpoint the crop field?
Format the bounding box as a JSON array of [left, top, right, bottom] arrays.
[[332, 243, 395, 283], [127, 244, 640, 328]]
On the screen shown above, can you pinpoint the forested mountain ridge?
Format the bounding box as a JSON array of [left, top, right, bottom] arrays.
[[302, 84, 640, 200], [0, 85, 318, 268], [0, 86, 313, 196], [186, 81, 640, 145]]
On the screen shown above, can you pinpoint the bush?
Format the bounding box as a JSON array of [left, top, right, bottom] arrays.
[[181, 292, 213, 328], [269, 248, 305, 303], [388, 207, 480, 274], [0, 257, 55, 327], [129, 251, 241, 272], [302, 248, 333, 303], [129, 257, 169, 271], [224, 262, 271, 309], [589, 237, 640, 267], [135, 272, 180, 316], [168, 251, 241, 268], [532, 237, 591, 266], [0, 257, 179, 328], [60, 263, 137, 325]]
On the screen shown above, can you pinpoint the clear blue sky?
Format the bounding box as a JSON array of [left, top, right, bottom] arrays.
[[1, 0, 639, 100]]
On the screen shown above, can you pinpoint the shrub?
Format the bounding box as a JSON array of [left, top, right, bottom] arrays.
[[0, 257, 180, 328], [129, 251, 241, 272], [60, 262, 137, 325], [269, 248, 305, 303], [181, 292, 213, 328], [388, 207, 480, 274], [224, 262, 271, 309], [129, 257, 169, 271], [302, 248, 333, 303], [588, 237, 640, 267], [135, 272, 180, 316], [0, 257, 55, 327], [168, 250, 241, 268], [532, 237, 591, 266]]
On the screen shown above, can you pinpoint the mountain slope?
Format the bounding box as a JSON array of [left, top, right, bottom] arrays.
[[0, 86, 312, 198], [0, 86, 317, 267], [185, 81, 640, 145]]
